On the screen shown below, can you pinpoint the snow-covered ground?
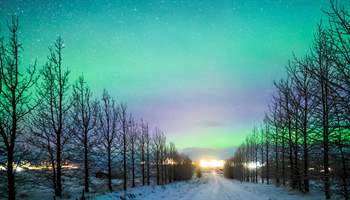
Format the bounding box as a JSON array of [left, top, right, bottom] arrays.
[[96, 171, 324, 200]]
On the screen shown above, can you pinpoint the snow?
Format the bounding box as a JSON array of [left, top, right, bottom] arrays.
[[96, 171, 324, 200]]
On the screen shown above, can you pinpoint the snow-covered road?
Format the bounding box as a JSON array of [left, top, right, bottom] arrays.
[[96, 171, 323, 200], [177, 171, 263, 200]]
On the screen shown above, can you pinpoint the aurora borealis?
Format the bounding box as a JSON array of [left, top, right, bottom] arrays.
[[0, 0, 329, 149]]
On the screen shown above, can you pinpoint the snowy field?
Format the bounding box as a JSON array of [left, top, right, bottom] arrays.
[[96, 171, 325, 200]]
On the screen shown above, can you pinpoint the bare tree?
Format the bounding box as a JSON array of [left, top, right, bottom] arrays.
[[326, 3, 350, 198], [263, 117, 270, 184], [153, 128, 164, 185], [0, 17, 38, 200], [33, 36, 70, 198], [225, 3, 350, 199], [274, 80, 289, 186], [288, 56, 316, 192], [168, 142, 176, 183], [253, 129, 259, 183], [98, 90, 119, 191], [118, 102, 128, 191], [128, 116, 138, 188], [161, 142, 167, 184], [139, 120, 147, 186], [269, 100, 280, 186], [145, 124, 151, 185], [308, 25, 336, 199], [71, 75, 98, 192], [259, 126, 265, 184]]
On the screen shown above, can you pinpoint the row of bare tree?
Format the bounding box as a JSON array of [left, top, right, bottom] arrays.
[[224, 1, 349, 200], [0, 17, 193, 200]]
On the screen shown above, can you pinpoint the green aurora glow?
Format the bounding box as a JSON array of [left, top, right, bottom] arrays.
[[0, 0, 332, 149]]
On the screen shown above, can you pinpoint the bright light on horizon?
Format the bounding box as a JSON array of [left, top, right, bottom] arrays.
[[199, 159, 225, 169], [245, 162, 262, 170]]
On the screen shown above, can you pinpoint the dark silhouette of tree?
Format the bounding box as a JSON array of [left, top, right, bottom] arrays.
[[139, 120, 147, 185], [326, 2, 350, 198], [118, 102, 128, 191], [288, 56, 315, 192], [71, 75, 98, 193], [0, 17, 38, 200], [145, 123, 151, 185], [225, 3, 350, 200], [168, 142, 176, 182], [160, 136, 166, 184], [308, 25, 336, 199], [98, 90, 119, 191], [263, 117, 270, 184], [153, 128, 164, 185], [129, 117, 138, 188], [0, 15, 195, 199], [269, 101, 280, 186], [31, 36, 70, 198]]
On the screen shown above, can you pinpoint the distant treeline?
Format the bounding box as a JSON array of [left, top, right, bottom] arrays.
[[0, 17, 193, 200], [225, 1, 350, 200]]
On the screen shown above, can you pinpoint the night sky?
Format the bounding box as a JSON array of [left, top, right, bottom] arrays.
[[0, 0, 329, 149]]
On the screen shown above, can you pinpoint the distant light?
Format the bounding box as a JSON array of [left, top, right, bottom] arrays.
[[16, 166, 24, 172], [0, 162, 79, 172], [164, 158, 176, 165], [199, 159, 225, 169], [244, 162, 262, 169]]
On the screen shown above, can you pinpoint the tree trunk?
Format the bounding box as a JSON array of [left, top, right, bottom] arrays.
[[261, 143, 264, 184], [123, 131, 127, 191], [147, 143, 150, 185], [302, 114, 309, 193], [141, 143, 145, 186], [282, 127, 286, 186], [146, 138, 150, 185], [107, 143, 112, 191], [7, 146, 15, 200], [56, 130, 62, 197], [339, 143, 349, 200], [294, 113, 301, 191], [132, 142, 135, 188], [265, 128, 270, 185], [172, 164, 175, 182], [156, 151, 160, 185], [321, 77, 330, 199], [288, 118, 295, 188], [275, 126, 279, 186], [8, 79, 17, 200], [323, 132, 330, 199], [255, 145, 258, 183], [84, 129, 89, 192], [302, 131, 309, 193], [56, 42, 64, 198]]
